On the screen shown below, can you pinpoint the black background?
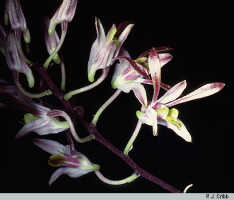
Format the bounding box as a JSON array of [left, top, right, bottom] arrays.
[[1, 0, 233, 193]]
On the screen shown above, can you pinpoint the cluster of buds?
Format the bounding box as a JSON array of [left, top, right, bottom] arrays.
[[0, 0, 225, 191]]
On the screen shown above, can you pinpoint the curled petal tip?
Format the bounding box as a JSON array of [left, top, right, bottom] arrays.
[[183, 184, 193, 193]]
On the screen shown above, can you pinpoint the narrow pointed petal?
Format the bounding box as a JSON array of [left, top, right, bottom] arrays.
[[95, 17, 106, 45], [49, 167, 67, 186], [159, 53, 173, 67], [166, 82, 225, 107], [114, 24, 134, 58], [33, 139, 66, 155], [117, 56, 149, 78], [158, 119, 192, 142], [152, 113, 158, 136], [106, 24, 117, 42], [16, 118, 49, 138], [49, 163, 97, 185], [148, 48, 161, 103], [156, 80, 187, 105], [132, 84, 148, 106]]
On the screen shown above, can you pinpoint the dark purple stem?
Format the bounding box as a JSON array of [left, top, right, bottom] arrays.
[[34, 64, 181, 193]]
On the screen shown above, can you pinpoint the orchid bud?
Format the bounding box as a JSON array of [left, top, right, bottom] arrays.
[[5, 0, 31, 43], [5, 33, 35, 88], [44, 18, 61, 64], [48, 0, 78, 35]]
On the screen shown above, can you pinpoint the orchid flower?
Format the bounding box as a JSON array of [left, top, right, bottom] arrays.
[[16, 103, 69, 139], [87, 17, 134, 82], [135, 48, 225, 142], [48, 0, 78, 35], [4, 32, 35, 88], [33, 139, 100, 185], [111, 48, 172, 95], [4, 0, 31, 43]]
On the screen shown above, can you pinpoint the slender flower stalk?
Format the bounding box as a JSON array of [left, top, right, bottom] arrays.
[[64, 68, 110, 100], [95, 171, 139, 185], [13, 72, 52, 99], [43, 22, 68, 68], [44, 17, 61, 65], [124, 119, 142, 155], [92, 89, 122, 126], [61, 61, 66, 91], [48, 109, 95, 143]]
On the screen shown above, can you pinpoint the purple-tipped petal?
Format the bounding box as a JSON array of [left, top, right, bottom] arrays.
[[148, 48, 161, 103], [33, 139, 66, 155], [166, 82, 225, 107], [156, 80, 187, 105], [159, 53, 173, 67], [132, 84, 148, 106]]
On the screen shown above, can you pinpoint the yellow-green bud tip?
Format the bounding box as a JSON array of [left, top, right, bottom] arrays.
[[88, 70, 95, 82]]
